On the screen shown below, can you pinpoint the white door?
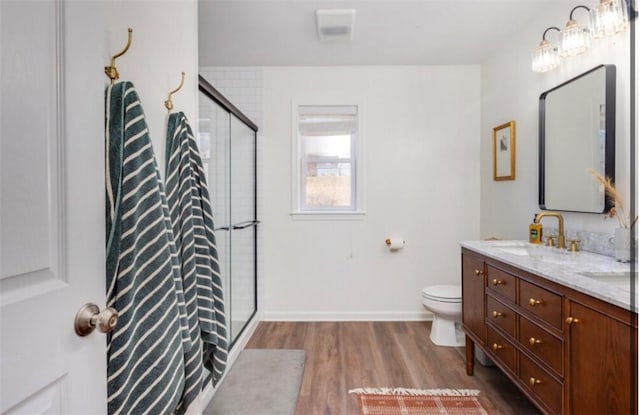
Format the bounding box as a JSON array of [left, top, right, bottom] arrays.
[[0, 1, 107, 413]]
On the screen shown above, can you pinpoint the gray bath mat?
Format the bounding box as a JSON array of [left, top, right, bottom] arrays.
[[204, 349, 306, 415]]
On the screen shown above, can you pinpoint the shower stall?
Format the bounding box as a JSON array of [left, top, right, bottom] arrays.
[[197, 75, 258, 348]]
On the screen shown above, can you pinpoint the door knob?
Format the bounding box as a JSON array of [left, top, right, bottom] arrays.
[[74, 303, 118, 337]]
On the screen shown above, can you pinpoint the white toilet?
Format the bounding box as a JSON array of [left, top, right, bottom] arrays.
[[421, 285, 464, 347]]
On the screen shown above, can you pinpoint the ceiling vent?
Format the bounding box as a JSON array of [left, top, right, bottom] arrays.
[[316, 9, 356, 41]]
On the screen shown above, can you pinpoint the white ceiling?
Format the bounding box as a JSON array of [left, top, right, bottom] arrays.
[[198, 0, 566, 66]]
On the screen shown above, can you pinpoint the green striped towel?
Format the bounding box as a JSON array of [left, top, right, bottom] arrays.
[[105, 81, 190, 415], [165, 112, 228, 402]]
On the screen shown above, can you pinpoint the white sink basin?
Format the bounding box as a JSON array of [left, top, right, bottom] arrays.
[[486, 240, 531, 247], [497, 244, 568, 258], [578, 272, 637, 290], [498, 246, 536, 256]]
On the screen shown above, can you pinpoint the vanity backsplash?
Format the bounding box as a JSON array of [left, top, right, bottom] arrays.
[[544, 227, 615, 257]]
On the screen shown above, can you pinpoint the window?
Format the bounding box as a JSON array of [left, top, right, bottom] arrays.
[[294, 105, 361, 214]]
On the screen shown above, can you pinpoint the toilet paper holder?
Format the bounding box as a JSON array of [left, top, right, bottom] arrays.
[[385, 238, 405, 249]]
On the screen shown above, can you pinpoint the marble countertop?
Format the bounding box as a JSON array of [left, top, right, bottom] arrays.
[[460, 240, 636, 312]]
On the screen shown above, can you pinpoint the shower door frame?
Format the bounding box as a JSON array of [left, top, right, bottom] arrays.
[[198, 75, 258, 350]]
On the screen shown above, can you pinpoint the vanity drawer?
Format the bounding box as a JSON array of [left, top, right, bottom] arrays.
[[486, 295, 515, 337], [519, 353, 563, 415], [487, 326, 516, 374], [486, 266, 516, 302], [519, 280, 562, 329], [518, 316, 563, 377]]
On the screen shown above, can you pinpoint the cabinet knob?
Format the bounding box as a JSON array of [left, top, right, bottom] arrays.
[[529, 377, 542, 387], [528, 337, 542, 346], [474, 269, 484, 276], [528, 298, 542, 306], [566, 317, 580, 325], [492, 311, 504, 318], [492, 279, 504, 286], [492, 343, 504, 351]]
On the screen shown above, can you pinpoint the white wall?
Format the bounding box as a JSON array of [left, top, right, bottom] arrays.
[[105, 0, 199, 172], [480, 1, 632, 239], [262, 66, 481, 320]]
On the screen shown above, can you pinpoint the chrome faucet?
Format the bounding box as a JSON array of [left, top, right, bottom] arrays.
[[535, 212, 566, 249]]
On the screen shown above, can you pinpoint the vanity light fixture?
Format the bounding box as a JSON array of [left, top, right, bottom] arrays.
[[560, 5, 591, 57], [590, 0, 629, 38], [532, 0, 636, 73], [532, 27, 561, 73]]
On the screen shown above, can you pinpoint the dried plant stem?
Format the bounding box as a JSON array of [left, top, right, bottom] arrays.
[[586, 168, 631, 228]]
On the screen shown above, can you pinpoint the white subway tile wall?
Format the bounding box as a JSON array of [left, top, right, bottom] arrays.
[[200, 67, 264, 131]]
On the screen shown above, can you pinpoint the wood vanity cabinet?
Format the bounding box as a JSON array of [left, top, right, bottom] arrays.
[[566, 297, 636, 414], [461, 248, 638, 415], [461, 252, 486, 344]]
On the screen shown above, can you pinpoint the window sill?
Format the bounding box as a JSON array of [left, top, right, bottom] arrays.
[[289, 211, 366, 221]]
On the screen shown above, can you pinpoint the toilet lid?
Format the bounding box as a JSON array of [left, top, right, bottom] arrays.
[[422, 285, 461, 302]]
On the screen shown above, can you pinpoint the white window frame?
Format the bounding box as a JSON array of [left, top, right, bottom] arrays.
[[291, 101, 365, 220]]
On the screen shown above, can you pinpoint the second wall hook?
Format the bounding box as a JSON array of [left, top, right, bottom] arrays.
[[165, 72, 186, 112]]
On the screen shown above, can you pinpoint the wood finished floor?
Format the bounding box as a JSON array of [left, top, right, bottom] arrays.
[[245, 321, 542, 415]]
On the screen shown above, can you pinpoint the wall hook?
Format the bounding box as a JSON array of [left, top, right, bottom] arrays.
[[165, 71, 186, 112], [105, 28, 133, 84]]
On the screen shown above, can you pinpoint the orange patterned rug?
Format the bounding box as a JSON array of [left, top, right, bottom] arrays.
[[349, 388, 488, 415]]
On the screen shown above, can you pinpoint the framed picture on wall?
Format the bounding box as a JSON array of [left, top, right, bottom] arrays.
[[493, 120, 516, 181]]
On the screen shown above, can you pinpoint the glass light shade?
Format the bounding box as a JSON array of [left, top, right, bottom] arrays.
[[590, 0, 629, 38], [532, 40, 560, 73], [560, 20, 590, 57]]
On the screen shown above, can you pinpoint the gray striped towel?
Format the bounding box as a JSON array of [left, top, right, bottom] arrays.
[[105, 81, 191, 415], [165, 111, 228, 398]]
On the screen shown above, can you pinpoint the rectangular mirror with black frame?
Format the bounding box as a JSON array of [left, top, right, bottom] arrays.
[[539, 64, 616, 213]]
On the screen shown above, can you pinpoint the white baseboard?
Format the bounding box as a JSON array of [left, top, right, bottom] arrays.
[[263, 310, 433, 321], [199, 311, 263, 413]]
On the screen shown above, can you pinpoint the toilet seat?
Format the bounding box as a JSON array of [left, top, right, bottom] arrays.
[[422, 285, 461, 303]]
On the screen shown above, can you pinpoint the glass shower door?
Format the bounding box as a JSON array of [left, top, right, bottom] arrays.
[[198, 77, 258, 348], [197, 93, 231, 320], [229, 114, 257, 341]]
